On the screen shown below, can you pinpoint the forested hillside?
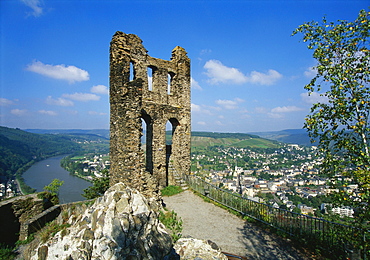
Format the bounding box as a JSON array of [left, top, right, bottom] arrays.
[[0, 126, 81, 180]]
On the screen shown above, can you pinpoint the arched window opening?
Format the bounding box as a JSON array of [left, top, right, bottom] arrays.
[[130, 62, 135, 81], [147, 67, 154, 91], [166, 121, 173, 146], [165, 118, 180, 173], [141, 114, 153, 174], [168, 72, 175, 95]]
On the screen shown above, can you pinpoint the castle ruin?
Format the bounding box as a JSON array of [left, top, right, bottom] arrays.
[[109, 32, 191, 195]]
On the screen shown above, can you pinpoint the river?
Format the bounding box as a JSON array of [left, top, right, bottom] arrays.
[[22, 155, 92, 203]]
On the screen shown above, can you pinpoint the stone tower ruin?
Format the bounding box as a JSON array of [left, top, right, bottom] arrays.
[[109, 32, 191, 195]]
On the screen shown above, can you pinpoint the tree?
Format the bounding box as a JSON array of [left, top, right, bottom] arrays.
[[82, 169, 110, 199], [43, 179, 64, 196], [38, 178, 64, 205], [293, 10, 369, 228]]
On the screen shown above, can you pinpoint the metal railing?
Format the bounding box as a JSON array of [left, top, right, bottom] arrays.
[[184, 174, 369, 259]]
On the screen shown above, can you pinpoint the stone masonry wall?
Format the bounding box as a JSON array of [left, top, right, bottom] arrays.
[[109, 32, 191, 196]]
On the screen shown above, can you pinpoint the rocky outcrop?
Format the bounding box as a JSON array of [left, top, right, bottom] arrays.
[[23, 184, 229, 260], [173, 238, 228, 260], [28, 183, 172, 260]]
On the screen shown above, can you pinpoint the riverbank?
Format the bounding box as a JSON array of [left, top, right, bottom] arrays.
[[22, 155, 91, 203]]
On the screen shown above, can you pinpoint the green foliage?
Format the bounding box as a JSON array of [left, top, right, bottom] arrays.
[[0, 244, 16, 260], [44, 179, 64, 196], [40, 221, 71, 243], [37, 179, 64, 205], [15, 234, 35, 246], [293, 10, 370, 254], [16, 175, 36, 194], [82, 170, 110, 199], [37, 191, 59, 205], [161, 185, 183, 196], [159, 209, 183, 242]]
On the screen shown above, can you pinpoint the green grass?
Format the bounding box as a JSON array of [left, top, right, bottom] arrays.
[[161, 185, 183, 196]]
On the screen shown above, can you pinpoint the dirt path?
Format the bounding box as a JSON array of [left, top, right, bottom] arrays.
[[163, 190, 311, 260]]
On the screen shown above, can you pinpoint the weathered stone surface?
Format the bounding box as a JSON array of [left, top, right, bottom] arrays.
[[27, 183, 172, 260], [110, 31, 191, 197], [173, 238, 228, 260], [0, 194, 51, 245]]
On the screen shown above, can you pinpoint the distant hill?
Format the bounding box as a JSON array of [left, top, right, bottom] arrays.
[[190, 131, 281, 149], [249, 129, 316, 146], [0, 126, 81, 180], [25, 129, 110, 139]]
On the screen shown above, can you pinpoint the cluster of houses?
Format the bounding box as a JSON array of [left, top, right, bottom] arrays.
[[78, 154, 110, 180], [195, 144, 357, 218], [0, 179, 17, 199]]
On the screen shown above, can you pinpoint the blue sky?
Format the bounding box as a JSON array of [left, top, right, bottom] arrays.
[[1, 0, 368, 132]]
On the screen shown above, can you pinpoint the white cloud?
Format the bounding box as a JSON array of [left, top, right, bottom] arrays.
[[39, 110, 57, 116], [191, 103, 202, 112], [91, 85, 109, 95], [249, 69, 282, 85], [26, 61, 89, 83], [62, 93, 100, 102], [204, 60, 248, 84], [191, 103, 212, 115], [191, 78, 202, 90], [204, 59, 282, 85], [21, 0, 43, 17], [268, 113, 284, 119], [271, 106, 303, 113], [197, 121, 206, 126], [46, 96, 74, 106], [216, 98, 244, 110], [11, 109, 27, 116], [200, 49, 212, 55], [255, 107, 267, 113], [215, 120, 224, 126], [300, 92, 328, 104], [88, 111, 107, 115], [0, 98, 14, 106], [234, 97, 244, 103], [304, 67, 317, 78]]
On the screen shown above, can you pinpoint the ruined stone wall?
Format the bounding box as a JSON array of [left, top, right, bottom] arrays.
[[110, 32, 191, 195]]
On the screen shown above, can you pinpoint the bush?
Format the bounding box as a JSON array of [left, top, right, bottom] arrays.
[[159, 209, 183, 242], [0, 244, 16, 260]]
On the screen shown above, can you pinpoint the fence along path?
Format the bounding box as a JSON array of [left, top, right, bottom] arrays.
[[163, 190, 309, 260]]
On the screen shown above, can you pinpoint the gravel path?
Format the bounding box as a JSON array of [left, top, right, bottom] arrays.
[[163, 190, 311, 260]]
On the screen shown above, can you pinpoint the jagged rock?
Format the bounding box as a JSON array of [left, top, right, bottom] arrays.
[[173, 238, 228, 260], [28, 183, 172, 260]]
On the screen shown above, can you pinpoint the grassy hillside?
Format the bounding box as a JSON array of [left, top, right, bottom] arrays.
[[189, 131, 281, 149]]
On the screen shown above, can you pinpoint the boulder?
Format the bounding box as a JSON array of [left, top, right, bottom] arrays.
[[28, 183, 172, 260], [173, 238, 228, 260]]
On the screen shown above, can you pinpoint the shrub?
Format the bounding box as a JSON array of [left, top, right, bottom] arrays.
[[159, 209, 183, 242]]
